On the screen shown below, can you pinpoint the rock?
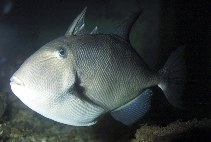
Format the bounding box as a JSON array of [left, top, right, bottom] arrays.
[[132, 119, 211, 142]]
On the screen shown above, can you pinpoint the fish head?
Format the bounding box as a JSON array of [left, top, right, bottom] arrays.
[[10, 35, 104, 126], [10, 36, 74, 102]]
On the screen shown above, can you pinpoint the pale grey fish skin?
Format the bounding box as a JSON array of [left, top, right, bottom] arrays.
[[10, 36, 105, 126], [9, 8, 167, 126]]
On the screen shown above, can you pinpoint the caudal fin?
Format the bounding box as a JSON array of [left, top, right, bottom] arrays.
[[158, 46, 186, 108]]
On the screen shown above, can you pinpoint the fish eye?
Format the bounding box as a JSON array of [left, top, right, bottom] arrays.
[[56, 47, 67, 59]]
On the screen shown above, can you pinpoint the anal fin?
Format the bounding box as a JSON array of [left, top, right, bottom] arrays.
[[110, 89, 152, 125]]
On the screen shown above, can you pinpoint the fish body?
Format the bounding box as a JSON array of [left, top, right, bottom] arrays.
[[68, 34, 159, 110], [10, 8, 186, 126]]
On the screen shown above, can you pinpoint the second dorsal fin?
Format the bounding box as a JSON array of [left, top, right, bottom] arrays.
[[113, 10, 142, 41]]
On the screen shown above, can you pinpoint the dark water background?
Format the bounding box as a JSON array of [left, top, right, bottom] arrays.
[[0, 0, 210, 141]]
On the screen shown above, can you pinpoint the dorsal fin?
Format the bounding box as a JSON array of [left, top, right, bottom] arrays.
[[90, 26, 98, 34], [113, 10, 142, 41], [65, 7, 87, 36]]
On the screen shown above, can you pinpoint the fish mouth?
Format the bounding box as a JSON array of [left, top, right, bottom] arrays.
[[10, 76, 25, 87]]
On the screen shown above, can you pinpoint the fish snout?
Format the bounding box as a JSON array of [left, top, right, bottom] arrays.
[[10, 76, 25, 87]]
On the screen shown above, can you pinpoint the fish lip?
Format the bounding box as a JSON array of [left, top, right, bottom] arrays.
[[10, 76, 25, 87]]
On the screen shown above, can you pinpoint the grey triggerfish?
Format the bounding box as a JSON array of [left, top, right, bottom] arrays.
[[10, 8, 186, 126]]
